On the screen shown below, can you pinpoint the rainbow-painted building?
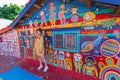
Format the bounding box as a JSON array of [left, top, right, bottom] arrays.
[[0, 0, 120, 80]]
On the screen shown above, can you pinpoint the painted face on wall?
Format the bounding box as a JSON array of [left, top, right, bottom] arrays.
[[59, 51, 65, 59], [49, 43, 52, 49], [73, 53, 83, 72], [74, 53, 82, 62], [83, 12, 96, 21], [36, 30, 42, 36], [71, 6, 78, 14], [85, 56, 96, 67], [50, 2, 54, 8], [85, 14, 92, 20], [60, 4, 65, 10], [34, 19, 38, 27], [40, 11, 44, 16]]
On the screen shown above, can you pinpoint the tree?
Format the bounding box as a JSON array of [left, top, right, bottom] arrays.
[[0, 3, 22, 20]]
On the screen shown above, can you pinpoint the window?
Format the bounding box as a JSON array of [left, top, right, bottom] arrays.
[[53, 30, 79, 52], [54, 34, 63, 48]]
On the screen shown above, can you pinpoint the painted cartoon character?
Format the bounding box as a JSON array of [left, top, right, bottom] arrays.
[[21, 26, 25, 35], [29, 20, 33, 35], [73, 53, 83, 73], [24, 26, 28, 35], [30, 36, 35, 48], [40, 11, 47, 27], [82, 56, 98, 77], [54, 50, 59, 66], [48, 43, 54, 64], [34, 18, 38, 28], [81, 12, 97, 30], [44, 36, 50, 48], [70, 6, 79, 25], [58, 3, 68, 26], [49, 1, 56, 27], [65, 52, 72, 70], [59, 51, 66, 68], [24, 37, 30, 58]]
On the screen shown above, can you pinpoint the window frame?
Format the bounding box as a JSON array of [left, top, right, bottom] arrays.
[[52, 30, 79, 52]]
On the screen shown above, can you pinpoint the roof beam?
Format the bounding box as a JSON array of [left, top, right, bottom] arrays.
[[33, 3, 41, 9], [24, 13, 31, 17], [95, 2, 117, 8], [63, 0, 71, 3], [115, 6, 120, 15], [86, 0, 92, 8], [66, 0, 71, 3], [77, 0, 92, 8], [18, 20, 24, 23], [77, 0, 85, 2]]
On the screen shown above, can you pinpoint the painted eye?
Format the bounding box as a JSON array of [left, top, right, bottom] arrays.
[[74, 55, 77, 58], [85, 14, 91, 19]]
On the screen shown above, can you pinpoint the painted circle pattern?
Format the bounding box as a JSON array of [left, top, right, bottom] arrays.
[[101, 67, 120, 80], [100, 39, 120, 57]]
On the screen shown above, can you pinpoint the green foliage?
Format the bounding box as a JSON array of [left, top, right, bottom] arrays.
[[0, 3, 22, 20]]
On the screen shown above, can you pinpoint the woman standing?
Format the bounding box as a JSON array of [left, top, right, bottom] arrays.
[[34, 28, 49, 72]]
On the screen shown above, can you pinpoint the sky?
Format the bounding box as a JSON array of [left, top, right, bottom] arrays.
[[0, 18, 12, 29], [0, 0, 29, 7], [0, 0, 29, 29]]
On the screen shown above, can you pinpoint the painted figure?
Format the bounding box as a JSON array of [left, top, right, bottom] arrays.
[[59, 51, 66, 68], [48, 43, 54, 64], [49, 1, 56, 27], [34, 29, 49, 72], [29, 36, 34, 48], [34, 18, 38, 28], [40, 11, 47, 27], [70, 6, 79, 25], [44, 36, 50, 48], [81, 11, 97, 30], [73, 53, 83, 73], [54, 50, 59, 66], [65, 52, 72, 70], [82, 56, 98, 77], [58, 3, 68, 26], [24, 37, 30, 58], [22, 26, 25, 35], [25, 26, 28, 35], [29, 20, 33, 35]]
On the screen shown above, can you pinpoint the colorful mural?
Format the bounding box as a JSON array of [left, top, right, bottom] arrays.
[[15, 0, 120, 80], [18, 27, 35, 59], [98, 58, 120, 80], [0, 29, 20, 58], [73, 53, 83, 72], [82, 56, 98, 77]]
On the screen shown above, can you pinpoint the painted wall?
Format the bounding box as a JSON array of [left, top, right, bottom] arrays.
[[0, 29, 20, 58], [16, 0, 120, 80]]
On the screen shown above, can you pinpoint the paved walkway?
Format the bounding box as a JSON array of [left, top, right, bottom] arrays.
[[0, 55, 100, 80]]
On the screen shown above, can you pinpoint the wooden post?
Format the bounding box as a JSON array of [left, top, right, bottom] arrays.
[[66, 0, 71, 3], [86, 0, 92, 8], [115, 6, 120, 15]]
